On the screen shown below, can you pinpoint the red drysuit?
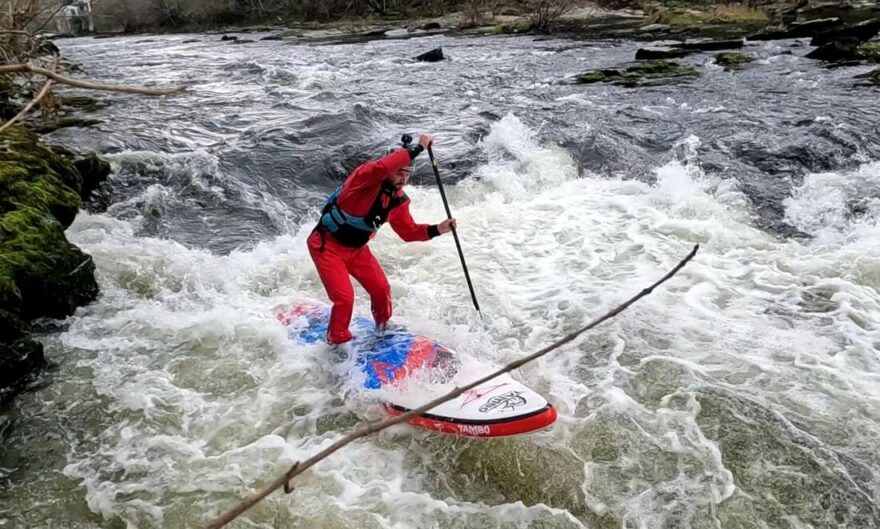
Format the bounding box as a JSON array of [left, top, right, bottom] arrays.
[[308, 147, 438, 344]]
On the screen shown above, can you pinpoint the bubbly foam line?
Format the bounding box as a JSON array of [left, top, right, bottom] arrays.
[[784, 161, 880, 243]]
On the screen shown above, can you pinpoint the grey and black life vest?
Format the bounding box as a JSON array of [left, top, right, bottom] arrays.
[[317, 181, 409, 247]]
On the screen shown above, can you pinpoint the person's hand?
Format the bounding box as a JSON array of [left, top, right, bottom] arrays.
[[438, 218, 456, 234], [419, 133, 434, 149]]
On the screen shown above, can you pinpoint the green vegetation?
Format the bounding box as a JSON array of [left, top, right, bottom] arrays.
[[577, 60, 699, 87], [858, 41, 880, 62], [715, 51, 755, 69], [646, 4, 769, 27], [0, 126, 102, 395], [493, 20, 533, 34]]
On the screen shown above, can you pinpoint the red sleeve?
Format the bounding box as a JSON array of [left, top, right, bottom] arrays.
[[388, 201, 432, 242], [337, 148, 413, 216], [358, 148, 412, 183]]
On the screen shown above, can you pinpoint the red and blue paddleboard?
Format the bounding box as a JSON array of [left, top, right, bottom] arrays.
[[276, 302, 557, 438]]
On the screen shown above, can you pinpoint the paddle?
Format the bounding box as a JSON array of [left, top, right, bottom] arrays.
[[425, 143, 482, 319]]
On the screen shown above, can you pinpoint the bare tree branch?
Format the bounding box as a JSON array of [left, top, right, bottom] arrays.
[[0, 58, 56, 133], [31, 2, 67, 35], [202, 244, 700, 529], [0, 63, 186, 95], [21, 1, 62, 30]]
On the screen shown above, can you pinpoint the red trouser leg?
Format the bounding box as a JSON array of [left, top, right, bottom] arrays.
[[308, 231, 354, 344], [348, 245, 392, 328]]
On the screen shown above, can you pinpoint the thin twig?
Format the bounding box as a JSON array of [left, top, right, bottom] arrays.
[[0, 76, 51, 132], [0, 58, 56, 133], [0, 63, 186, 95], [202, 244, 700, 529], [0, 44, 12, 63], [31, 2, 67, 35]]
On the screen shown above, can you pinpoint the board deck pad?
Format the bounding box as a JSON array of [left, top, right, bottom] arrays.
[[277, 302, 557, 437]]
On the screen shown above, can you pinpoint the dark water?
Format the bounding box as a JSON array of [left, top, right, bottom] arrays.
[[48, 32, 880, 247]]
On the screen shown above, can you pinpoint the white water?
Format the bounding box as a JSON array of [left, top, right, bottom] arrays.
[[10, 112, 866, 529]]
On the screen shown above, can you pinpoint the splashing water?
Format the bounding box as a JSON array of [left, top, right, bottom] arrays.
[[2, 32, 879, 529]]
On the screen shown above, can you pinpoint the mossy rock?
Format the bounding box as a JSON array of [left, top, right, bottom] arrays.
[[854, 67, 880, 85], [577, 70, 611, 84], [577, 60, 699, 87], [0, 206, 98, 320], [715, 51, 755, 69], [49, 147, 112, 200], [0, 126, 82, 227], [628, 59, 698, 77], [0, 125, 101, 396], [492, 21, 532, 35], [0, 125, 110, 218], [857, 40, 880, 62]]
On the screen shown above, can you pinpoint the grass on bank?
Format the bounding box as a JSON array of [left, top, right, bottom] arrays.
[[646, 3, 770, 27]]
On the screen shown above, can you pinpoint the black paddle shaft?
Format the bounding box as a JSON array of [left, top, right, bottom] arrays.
[[427, 146, 482, 316]]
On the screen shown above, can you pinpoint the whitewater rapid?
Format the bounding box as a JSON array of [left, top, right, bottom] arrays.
[[2, 31, 879, 529]]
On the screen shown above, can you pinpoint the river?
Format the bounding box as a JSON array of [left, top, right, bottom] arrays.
[[1, 30, 879, 529]]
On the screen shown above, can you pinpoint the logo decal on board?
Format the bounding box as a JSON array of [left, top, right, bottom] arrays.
[[460, 383, 509, 409], [457, 424, 490, 436], [479, 391, 527, 413]]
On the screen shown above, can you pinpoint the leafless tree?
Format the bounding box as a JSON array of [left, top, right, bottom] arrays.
[[95, 0, 161, 31], [460, 0, 484, 27], [516, 0, 573, 32]]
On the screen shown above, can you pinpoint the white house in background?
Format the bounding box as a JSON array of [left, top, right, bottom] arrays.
[[55, 0, 94, 35]]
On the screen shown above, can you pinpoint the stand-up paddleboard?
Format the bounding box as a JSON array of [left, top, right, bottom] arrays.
[[276, 302, 557, 438]]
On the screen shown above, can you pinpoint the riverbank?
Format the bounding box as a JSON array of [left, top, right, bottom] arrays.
[[0, 123, 110, 401], [96, 0, 879, 78], [162, 1, 880, 88], [0, 47, 114, 400], [76, 0, 878, 44]]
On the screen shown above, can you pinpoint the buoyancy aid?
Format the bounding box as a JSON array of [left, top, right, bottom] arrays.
[[318, 181, 409, 248]]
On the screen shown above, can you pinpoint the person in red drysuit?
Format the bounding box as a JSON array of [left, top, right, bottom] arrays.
[[308, 133, 456, 345]]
